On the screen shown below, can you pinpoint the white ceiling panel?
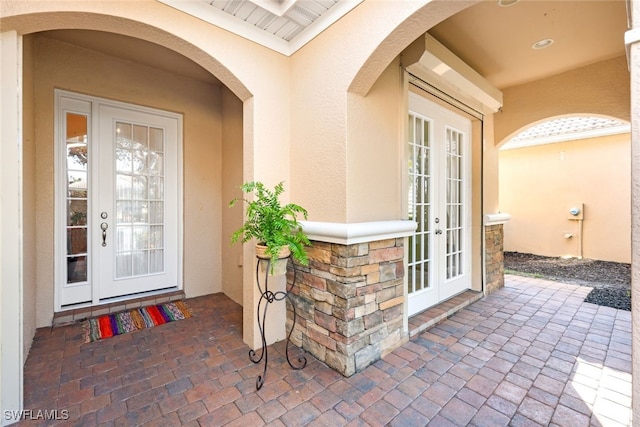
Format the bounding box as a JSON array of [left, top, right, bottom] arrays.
[[158, 0, 362, 55]]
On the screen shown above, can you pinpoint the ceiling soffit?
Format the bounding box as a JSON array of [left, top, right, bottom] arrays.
[[158, 0, 363, 56]]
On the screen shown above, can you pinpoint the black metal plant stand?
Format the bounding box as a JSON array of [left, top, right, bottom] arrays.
[[249, 255, 307, 390]]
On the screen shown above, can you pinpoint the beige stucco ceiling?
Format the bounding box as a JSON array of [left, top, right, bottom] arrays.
[[39, 29, 223, 86], [426, 0, 629, 145], [429, 0, 627, 90]]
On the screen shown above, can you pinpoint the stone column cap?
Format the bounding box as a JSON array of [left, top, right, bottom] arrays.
[[300, 220, 417, 245], [484, 212, 511, 226]]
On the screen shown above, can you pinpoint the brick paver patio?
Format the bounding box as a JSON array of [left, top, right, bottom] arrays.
[[18, 275, 632, 426]]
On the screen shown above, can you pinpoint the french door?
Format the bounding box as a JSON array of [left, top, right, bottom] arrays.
[[407, 92, 471, 316], [55, 91, 182, 310]]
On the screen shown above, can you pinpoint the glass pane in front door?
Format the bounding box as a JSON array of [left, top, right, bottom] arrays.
[[66, 113, 89, 284], [114, 122, 165, 279]]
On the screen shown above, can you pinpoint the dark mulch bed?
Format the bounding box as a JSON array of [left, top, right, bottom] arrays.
[[504, 251, 631, 311]]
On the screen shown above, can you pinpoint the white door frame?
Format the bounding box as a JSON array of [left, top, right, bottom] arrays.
[[54, 90, 184, 311], [1, 30, 24, 423]]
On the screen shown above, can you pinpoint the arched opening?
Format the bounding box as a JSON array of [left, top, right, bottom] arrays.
[[499, 115, 631, 263], [2, 4, 291, 413], [24, 28, 246, 326], [322, 0, 628, 373]]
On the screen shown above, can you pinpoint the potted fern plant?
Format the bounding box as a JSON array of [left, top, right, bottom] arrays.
[[229, 181, 310, 275]]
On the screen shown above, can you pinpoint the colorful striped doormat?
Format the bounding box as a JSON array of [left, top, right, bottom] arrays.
[[83, 301, 192, 342]]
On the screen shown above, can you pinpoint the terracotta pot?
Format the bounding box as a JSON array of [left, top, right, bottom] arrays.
[[256, 244, 290, 275]]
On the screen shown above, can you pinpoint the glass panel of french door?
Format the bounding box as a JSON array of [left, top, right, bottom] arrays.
[[407, 108, 438, 315], [446, 127, 464, 280], [439, 112, 471, 301]]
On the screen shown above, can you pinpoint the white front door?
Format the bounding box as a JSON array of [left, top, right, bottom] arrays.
[[56, 91, 182, 310], [407, 92, 471, 317]]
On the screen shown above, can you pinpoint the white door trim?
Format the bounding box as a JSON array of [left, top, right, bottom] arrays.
[[54, 90, 184, 311], [1, 29, 24, 423]]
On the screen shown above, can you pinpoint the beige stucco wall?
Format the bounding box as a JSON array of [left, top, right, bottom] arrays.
[[221, 88, 244, 305], [346, 58, 404, 222], [495, 56, 630, 145], [0, 0, 295, 351], [30, 34, 233, 327], [482, 114, 500, 215], [287, 0, 487, 294], [22, 35, 37, 359], [288, 0, 476, 222], [494, 55, 630, 265], [500, 133, 631, 263], [2, 0, 484, 352]]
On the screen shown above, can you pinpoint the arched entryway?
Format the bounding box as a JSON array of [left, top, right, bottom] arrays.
[[27, 28, 245, 322], [0, 4, 264, 414], [499, 115, 631, 263]]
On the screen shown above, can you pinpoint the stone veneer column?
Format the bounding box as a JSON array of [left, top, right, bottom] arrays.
[[484, 213, 511, 295], [289, 221, 415, 376]]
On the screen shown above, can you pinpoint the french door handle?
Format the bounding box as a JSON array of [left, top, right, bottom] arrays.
[[100, 222, 109, 247], [435, 229, 443, 235]]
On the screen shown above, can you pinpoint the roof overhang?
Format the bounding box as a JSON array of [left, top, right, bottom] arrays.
[[158, 0, 363, 56]]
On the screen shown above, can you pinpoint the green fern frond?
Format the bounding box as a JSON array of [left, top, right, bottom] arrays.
[[228, 181, 311, 269]]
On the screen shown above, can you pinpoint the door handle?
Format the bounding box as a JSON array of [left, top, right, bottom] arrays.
[[100, 222, 108, 247], [435, 229, 443, 235]]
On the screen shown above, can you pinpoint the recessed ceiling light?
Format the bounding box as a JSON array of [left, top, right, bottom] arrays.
[[498, 0, 520, 6], [532, 38, 554, 49]]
